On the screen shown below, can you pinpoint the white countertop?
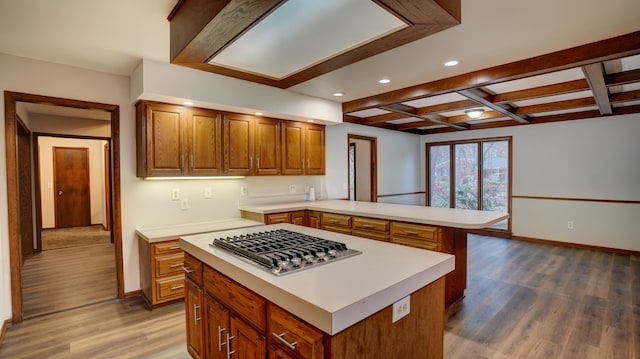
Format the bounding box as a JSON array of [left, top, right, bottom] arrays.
[[135, 218, 264, 243], [240, 199, 509, 229], [180, 223, 454, 335]]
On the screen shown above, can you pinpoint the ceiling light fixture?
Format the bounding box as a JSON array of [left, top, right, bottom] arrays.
[[379, 78, 391, 84], [332, 92, 344, 97], [444, 60, 459, 67], [465, 109, 484, 119]]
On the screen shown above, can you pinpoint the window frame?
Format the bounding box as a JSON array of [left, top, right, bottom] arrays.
[[426, 136, 512, 235]]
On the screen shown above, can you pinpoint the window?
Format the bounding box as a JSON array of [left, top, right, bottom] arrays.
[[426, 137, 511, 231]]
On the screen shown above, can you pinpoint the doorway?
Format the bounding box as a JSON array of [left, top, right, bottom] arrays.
[[4, 92, 123, 324], [347, 134, 377, 202]]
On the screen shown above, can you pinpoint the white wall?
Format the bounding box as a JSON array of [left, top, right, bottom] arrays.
[[421, 114, 640, 251], [38, 137, 108, 229], [325, 123, 423, 204]]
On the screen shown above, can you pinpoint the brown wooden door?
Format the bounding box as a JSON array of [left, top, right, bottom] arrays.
[[17, 120, 34, 259], [254, 117, 280, 175], [305, 124, 325, 175], [281, 121, 305, 175], [142, 102, 185, 176], [185, 279, 204, 359], [205, 295, 230, 359], [53, 147, 91, 228], [230, 314, 266, 358], [188, 108, 221, 175], [223, 114, 254, 176]]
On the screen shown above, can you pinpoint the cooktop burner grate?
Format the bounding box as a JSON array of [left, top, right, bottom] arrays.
[[210, 229, 361, 275]]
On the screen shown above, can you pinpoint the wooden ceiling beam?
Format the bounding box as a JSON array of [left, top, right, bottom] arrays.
[[415, 99, 478, 116], [343, 31, 640, 113], [360, 112, 408, 124], [610, 89, 640, 103], [380, 105, 468, 130], [492, 79, 590, 104], [605, 68, 640, 87], [582, 63, 613, 115], [457, 89, 530, 124], [515, 97, 597, 115]]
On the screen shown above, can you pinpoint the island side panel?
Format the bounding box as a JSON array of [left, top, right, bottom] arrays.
[[327, 277, 445, 359], [441, 228, 468, 307]]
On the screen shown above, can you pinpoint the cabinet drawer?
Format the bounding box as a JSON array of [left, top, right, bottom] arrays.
[[322, 225, 352, 235], [352, 229, 389, 242], [156, 274, 185, 302], [268, 303, 324, 359], [390, 222, 438, 243], [391, 236, 439, 251], [183, 252, 203, 286], [155, 252, 185, 276], [322, 213, 351, 227], [204, 266, 267, 331], [353, 217, 389, 232], [266, 212, 290, 224], [153, 240, 181, 255]]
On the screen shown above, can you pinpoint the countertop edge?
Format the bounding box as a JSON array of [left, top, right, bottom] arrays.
[[136, 218, 264, 242]]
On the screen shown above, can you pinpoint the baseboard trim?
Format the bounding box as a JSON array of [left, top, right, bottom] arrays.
[[512, 235, 640, 255], [123, 290, 142, 298], [1, 319, 10, 347]]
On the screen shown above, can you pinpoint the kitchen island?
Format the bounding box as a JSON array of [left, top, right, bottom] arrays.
[[240, 200, 509, 307], [180, 223, 454, 358]]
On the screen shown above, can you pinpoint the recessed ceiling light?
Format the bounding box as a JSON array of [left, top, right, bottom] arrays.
[[255, 112, 263, 116], [332, 92, 344, 97], [183, 101, 193, 106], [307, 119, 314, 123], [379, 78, 391, 84], [444, 60, 459, 67]]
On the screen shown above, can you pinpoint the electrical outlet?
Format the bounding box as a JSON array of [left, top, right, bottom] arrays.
[[567, 221, 574, 229], [171, 188, 180, 200], [181, 198, 189, 210], [240, 186, 248, 196], [392, 295, 410, 323], [289, 184, 296, 193], [204, 187, 212, 199]]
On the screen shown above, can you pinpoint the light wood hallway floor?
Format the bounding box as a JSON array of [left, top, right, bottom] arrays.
[[1, 235, 637, 358]]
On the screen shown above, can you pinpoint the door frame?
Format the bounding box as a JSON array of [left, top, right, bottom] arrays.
[[347, 134, 377, 202], [4, 91, 123, 324]]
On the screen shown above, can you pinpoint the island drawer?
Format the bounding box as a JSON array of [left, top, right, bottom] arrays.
[[322, 213, 351, 227], [267, 303, 324, 359], [153, 240, 181, 255], [391, 236, 439, 251], [183, 252, 203, 286], [156, 274, 185, 302], [155, 252, 184, 276], [266, 212, 290, 224], [353, 217, 389, 232], [352, 229, 389, 242], [390, 222, 438, 243], [204, 266, 267, 331]]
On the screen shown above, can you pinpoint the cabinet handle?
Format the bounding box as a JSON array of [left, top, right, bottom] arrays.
[[272, 332, 297, 351], [307, 159, 310, 169], [218, 326, 226, 351], [256, 157, 260, 168], [169, 246, 180, 250], [169, 263, 182, 268], [329, 219, 339, 223], [227, 333, 235, 358], [193, 304, 200, 325], [190, 154, 194, 169], [362, 224, 374, 229], [404, 230, 419, 235], [182, 266, 195, 274], [170, 284, 184, 290], [181, 155, 184, 169]]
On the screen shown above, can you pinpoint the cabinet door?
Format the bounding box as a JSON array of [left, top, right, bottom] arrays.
[[223, 114, 254, 176], [291, 211, 307, 226], [305, 124, 325, 175], [188, 108, 221, 175], [268, 343, 296, 359], [185, 279, 204, 359], [139, 102, 185, 177], [281, 121, 305, 175], [254, 117, 281, 175], [230, 314, 266, 358], [308, 212, 321, 229], [205, 295, 230, 359]]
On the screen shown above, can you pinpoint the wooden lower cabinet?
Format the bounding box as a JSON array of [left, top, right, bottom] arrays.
[[186, 257, 445, 359], [138, 237, 185, 308]]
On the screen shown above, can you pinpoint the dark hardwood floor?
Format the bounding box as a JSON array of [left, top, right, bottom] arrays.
[[1, 235, 637, 358]]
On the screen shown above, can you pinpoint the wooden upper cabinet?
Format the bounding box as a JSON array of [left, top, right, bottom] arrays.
[[187, 108, 221, 175], [254, 117, 281, 175], [281, 122, 325, 175], [137, 101, 185, 177], [223, 114, 254, 176], [305, 123, 325, 175]]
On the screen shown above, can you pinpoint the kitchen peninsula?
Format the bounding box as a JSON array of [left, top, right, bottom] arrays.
[[180, 224, 455, 358], [239, 200, 509, 307]]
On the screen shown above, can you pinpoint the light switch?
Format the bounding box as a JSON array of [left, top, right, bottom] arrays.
[[204, 187, 212, 199]]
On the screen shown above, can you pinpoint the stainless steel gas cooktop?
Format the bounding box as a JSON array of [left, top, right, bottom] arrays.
[[210, 229, 361, 276]]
